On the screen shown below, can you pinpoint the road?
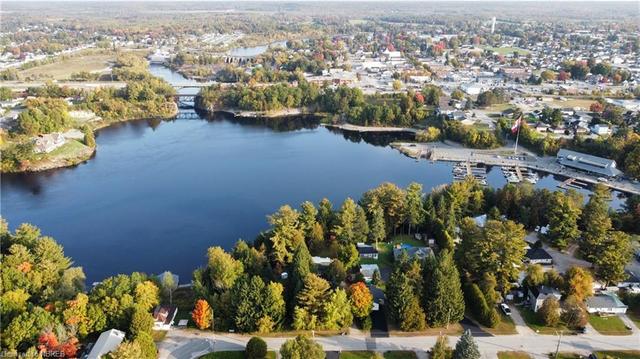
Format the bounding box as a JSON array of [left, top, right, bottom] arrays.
[[158, 327, 640, 359]]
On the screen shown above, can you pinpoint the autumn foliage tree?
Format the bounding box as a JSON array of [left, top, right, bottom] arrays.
[[348, 282, 373, 319], [38, 330, 79, 358], [192, 299, 213, 330]]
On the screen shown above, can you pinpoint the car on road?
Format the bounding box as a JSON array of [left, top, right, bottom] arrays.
[[500, 303, 511, 316], [578, 326, 587, 334]]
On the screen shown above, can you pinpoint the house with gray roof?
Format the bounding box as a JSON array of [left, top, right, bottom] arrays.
[[556, 149, 622, 177], [528, 285, 562, 312], [393, 245, 433, 261], [586, 292, 628, 314]]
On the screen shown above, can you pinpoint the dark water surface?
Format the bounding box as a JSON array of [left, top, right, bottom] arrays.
[[0, 66, 623, 283]]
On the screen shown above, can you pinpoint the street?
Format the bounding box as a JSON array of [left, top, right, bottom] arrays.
[[158, 326, 640, 359]]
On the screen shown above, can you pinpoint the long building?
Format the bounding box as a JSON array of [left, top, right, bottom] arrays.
[[556, 149, 622, 177]]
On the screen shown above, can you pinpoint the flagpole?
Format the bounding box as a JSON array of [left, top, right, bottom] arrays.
[[514, 116, 521, 155]]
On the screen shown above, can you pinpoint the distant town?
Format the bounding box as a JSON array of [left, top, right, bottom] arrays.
[[0, 2, 639, 359]]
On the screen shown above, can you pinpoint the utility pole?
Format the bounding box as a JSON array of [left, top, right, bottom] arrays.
[[554, 330, 563, 359]]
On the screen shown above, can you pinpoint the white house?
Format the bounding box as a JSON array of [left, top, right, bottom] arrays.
[[586, 292, 628, 314], [87, 329, 125, 359], [591, 124, 612, 136], [152, 305, 178, 331], [33, 133, 66, 153], [528, 285, 562, 312], [311, 256, 332, 267]]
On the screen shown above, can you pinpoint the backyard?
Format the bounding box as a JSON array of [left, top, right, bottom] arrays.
[[517, 307, 573, 335]]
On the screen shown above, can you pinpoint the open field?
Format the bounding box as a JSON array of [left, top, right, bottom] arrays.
[[547, 98, 596, 110], [588, 315, 632, 336], [19, 52, 116, 80]]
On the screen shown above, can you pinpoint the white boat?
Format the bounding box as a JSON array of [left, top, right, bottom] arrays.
[[506, 174, 521, 183]]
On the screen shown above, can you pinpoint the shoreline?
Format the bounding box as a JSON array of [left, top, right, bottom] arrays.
[[3, 104, 179, 174], [322, 123, 418, 134]]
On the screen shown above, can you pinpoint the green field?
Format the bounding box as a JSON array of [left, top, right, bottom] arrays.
[[588, 315, 632, 335], [517, 307, 571, 335], [551, 353, 583, 359], [594, 351, 640, 359], [498, 351, 532, 359]]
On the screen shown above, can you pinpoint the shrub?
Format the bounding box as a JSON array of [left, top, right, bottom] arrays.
[[245, 337, 268, 359]]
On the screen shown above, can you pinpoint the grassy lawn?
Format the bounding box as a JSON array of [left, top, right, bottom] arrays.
[[628, 309, 640, 329], [548, 98, 595, 110], [45, 140, 89, 159], [517, 307, 571, 335], [339, 351, 417, 359], [477, 312, 517, 335], [497, 351, 532, 359], [384, 351, 417, 359], [388, 323, 464, 336], [360, 235, 425, 269], [588, 314, 632, 335], [551, 353, 583, 359], [200, 352, 276, 359], [594, 351, 640, 359]]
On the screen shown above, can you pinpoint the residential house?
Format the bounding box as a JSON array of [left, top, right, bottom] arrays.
[[152, 305, 178, 331], [591, 124, 612, 136], [525, 247, 553, 265], [87, 329, 125, 359], [586, 292, 628, 314], [33, 133, 66, 153], [357, 243, 379, 260], [528, 285, 562, 312]]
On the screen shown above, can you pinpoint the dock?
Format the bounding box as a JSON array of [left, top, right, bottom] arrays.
[[393, 141, 640, 196]]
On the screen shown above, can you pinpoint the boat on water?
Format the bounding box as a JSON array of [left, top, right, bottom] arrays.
[[506, 174, 521, 183]]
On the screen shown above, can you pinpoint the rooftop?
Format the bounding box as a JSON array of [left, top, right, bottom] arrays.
[[557, 149, 622, 177]]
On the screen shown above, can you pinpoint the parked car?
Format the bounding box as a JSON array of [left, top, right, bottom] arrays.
[[500, 303, 512, 316], [578, 326, 587, 334]]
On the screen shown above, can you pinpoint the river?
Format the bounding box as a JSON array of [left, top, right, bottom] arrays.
[[0, 65, 625, 283]]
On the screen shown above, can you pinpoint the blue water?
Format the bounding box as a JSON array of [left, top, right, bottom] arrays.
[[0, 66, 625, 283]]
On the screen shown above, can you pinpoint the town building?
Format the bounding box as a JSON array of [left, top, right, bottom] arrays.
[[33, 133, 66, 153], [556, 149, 622, 177]]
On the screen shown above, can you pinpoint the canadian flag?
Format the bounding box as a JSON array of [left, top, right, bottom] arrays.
[[511, 116, 522, 134]]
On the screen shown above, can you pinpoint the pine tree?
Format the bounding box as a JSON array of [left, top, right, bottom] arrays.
[[368, 203, 386, 246], [547, 192, 581, 250], [431, 336, 453, 359], [423, 250, 465, 327], [453, 330, 480, 359], [354, 206, 370, 243], [405, 182, 425, 234]]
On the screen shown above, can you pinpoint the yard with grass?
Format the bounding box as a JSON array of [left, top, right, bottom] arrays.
[[360, 235, 426, 269], [339, 351, 417, 359], [473, 312, 517, 335], [172, 287, 196, 327], [594, 351, 640, 359], [588, 314, 632, 335], [627, 309, 640, 329], [199, 351, 276, 359], [497, 351, 532, 359], [551, 353, 583, 359], [517, 307, 572, 335], [19, 51, 116, 80]]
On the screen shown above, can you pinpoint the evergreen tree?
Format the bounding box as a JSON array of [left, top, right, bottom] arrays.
[[595, 231, 632, 285], [580, 184, 612, 261], [353, 206, 370, 243], [334, 198, 357, 244], [430, 336, 453, 359], [386, 271, 426, 331], [269, 205, 305, 266], [405, 182, 425, 234], [423, 250, 465, 327], [453, 330, 480, 359], [368, 203, 386, 246]]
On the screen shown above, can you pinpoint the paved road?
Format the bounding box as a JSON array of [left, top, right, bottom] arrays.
[[158, 326, 640, 359]]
